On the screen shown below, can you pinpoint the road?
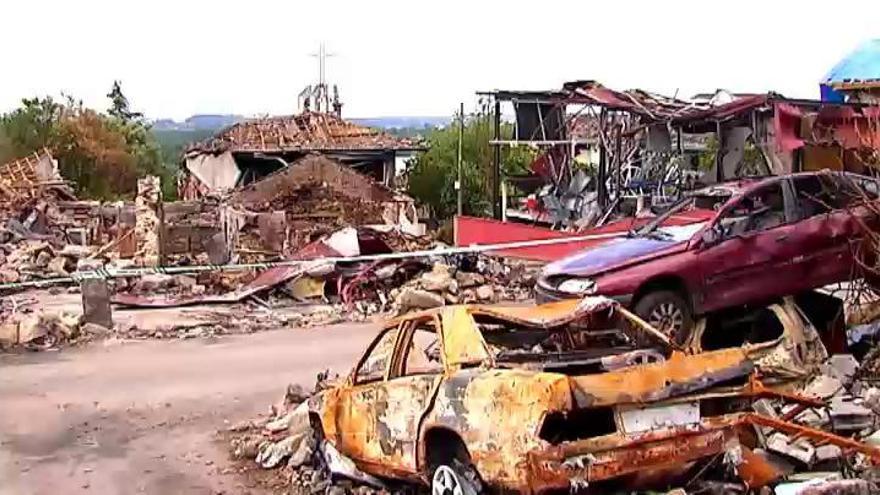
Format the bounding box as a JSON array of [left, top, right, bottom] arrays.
[[0, 323, 377, 495]]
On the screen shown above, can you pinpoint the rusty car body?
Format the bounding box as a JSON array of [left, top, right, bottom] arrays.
[[307, 296, 877, 493]]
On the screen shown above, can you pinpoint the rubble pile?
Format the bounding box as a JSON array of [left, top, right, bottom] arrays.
[[224, 382, 393, 495], [0, 302, 102, 351], [0, 239, 94, 282], [389, 257, 535, 313]]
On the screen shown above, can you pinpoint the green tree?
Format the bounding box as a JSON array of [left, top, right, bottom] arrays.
[[106, 80, 143, 122], [0, 82, 174, 200], [405, 107, 534, 220]]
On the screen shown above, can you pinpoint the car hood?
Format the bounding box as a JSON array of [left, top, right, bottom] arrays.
[[543, 236, 687, 277]]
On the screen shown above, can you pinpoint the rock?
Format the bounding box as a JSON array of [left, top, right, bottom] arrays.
[[174, 275, 198, 289], [862, 387, 880, 414], [17, 315, 47, 344], [190, 284, 206, 296], [47, 256, 69, 276], [284, 384, 311, 406], [825, 396, 874, 432], [59, 245, 93, 259], [0, 321, 19, 345], [420, 264, 453, 292], [766, 432, 815, 464], [820, 355, 859, 385], [814, 444, 843, 462], [0, 269, 19, 283], [76, 258, 104, 272], [455, 271, 485, 289], [35, 250, 52, 268], [257, 436, 295, 468], [800, 374, 843, 400], [475, 285, 495, 301], [133, 274, 175, 293], [232, 436, 263, 459], [80, 323, 110, 336], [56, 311, 81, 337], [397, 288, 444, 310], [443, 292, 459, 304]]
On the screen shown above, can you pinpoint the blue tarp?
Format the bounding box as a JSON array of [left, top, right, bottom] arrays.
[[820, 39, 880, 102]]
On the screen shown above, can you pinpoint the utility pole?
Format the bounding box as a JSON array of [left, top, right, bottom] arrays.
[[456, 102, 464, 217], [492, 99, 501, 219]]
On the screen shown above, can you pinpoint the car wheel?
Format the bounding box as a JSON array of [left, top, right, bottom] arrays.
[[431, 460, 481, 495], [633, 290, 694, 345]]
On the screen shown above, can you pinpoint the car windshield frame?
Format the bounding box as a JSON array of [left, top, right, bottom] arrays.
[[634, 189, 732, 238]]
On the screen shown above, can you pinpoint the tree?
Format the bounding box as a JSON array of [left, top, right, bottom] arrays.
[[106, 80, 143, 122], [405, 106, 534, 220], [0, 82, 173, 200]]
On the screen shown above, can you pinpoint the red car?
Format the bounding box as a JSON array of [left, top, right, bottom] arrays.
[[536, 171, 879, 342]]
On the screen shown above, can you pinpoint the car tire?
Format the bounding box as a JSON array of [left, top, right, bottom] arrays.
[[633, 290, 694, 345], [431, 459, 481, 495]]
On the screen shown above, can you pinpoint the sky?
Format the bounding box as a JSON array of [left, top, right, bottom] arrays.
[[1, 0, 878, 120]]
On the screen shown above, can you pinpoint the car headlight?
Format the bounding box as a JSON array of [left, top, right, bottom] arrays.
[[556, 278, 597, 295]]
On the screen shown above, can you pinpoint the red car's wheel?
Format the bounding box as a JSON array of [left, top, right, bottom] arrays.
[[633, 290, 694, 345]]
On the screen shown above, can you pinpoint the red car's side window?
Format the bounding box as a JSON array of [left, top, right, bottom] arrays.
[[716, 184, 786, 239]]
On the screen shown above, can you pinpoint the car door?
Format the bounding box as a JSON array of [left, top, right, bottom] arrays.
[[331, 322, 402, 466], [787, 173, 860, 289], [378, 316, 445, 475], [698, 180, 802, 312]]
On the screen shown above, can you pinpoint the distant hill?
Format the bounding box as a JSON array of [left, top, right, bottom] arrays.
[[151, 114, 244, 131], [350, 116, 450, 130]]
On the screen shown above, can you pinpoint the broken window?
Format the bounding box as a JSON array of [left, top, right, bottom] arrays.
[[701, 307, 785, 351], [472, 312, 638, 373], [355, 326, 399, 383], [716, 183, 786, 238], [538, 407, 617, 444], [791, 175, 846, 218], [400, 320, 443, 376]]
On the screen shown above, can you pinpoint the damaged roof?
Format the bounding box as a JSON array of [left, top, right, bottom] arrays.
[[187, 111, 422, 154], [823, 38, 880, 89], [0, 148, 74, 202]]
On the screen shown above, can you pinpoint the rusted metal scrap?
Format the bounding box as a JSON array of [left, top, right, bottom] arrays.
[[303, 296, 880, 493]]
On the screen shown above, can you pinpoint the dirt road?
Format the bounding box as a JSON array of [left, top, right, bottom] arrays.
[[0, 323, 377, 495]]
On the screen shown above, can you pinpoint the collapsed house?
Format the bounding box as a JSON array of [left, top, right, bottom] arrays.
[[480, 81, 880, 228], [179, 110, 424, 199]]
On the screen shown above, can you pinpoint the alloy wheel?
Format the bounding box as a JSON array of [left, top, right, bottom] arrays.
[[648, 302, 684, 337], [432, 465, 464, 495]]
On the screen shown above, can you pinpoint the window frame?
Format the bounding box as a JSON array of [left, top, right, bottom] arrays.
[[352, 323, 403, 385], [712, 180, 793, 240], [390, 315, 445, 379]]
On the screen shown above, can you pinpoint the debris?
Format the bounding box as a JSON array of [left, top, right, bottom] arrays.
[[475, 284, 495, 301], [47, 256, 68, 276], [80, 323, 110, 336], [81, 279, 113, 329], [396, 288, 444, 310]]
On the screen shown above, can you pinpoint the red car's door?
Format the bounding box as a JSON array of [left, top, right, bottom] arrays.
[[697, 180, 802, 313], [787, 174, 862, 289]]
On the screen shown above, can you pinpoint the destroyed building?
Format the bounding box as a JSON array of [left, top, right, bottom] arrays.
[[479, 81, 880, 228], [179, 111, 424, 199]]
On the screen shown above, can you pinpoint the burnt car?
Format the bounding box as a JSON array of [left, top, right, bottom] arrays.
[[536, 171, 880, 342], [305, 296, 863, 494]]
